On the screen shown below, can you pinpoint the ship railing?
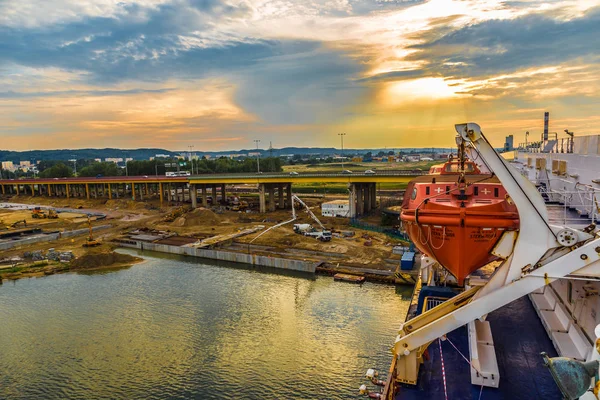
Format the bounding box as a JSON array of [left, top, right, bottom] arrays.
[[381, 355, 397, 400], [536, 184, 600, 225]]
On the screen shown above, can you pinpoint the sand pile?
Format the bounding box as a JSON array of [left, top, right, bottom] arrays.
[[70, 251, 141, 270], [105, 199, 147, 211], [173, 208, 221, 227]]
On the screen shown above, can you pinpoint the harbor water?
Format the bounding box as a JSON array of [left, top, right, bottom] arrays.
[[0, 250, 411, 399]]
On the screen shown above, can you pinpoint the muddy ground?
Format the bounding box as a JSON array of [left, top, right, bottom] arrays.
[[0, 193, 403, 277]]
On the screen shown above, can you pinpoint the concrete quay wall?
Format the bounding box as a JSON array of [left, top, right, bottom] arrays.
[[119, 241, 317, 273]]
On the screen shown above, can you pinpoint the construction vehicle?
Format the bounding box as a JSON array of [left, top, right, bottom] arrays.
[[11, 220, 27, 228], [31, 207, 47, 219], [31, 207, 59, 219], [82, 215, 101, 247], [293, 223, 331, 241], [293, 223, 313, 234], [304, 229, 332, 242], [231, 200, 249, 212]]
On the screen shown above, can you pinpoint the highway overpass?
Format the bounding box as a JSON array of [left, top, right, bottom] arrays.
[[0, 170, 424, 217]]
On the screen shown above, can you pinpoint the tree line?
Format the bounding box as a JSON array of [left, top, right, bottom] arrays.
[[2, 157, 283, 179]]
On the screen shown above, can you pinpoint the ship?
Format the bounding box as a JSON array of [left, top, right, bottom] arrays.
[[359, 120, 600, 400]]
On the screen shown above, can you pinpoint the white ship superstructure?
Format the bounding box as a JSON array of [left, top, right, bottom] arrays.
[[512, 132, 600, 363]]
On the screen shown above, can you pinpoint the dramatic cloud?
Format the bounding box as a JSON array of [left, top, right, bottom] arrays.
[[1, 0, 600, 150]]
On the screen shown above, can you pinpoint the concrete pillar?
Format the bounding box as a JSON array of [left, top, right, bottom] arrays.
[[85, 183, 90, 200], [348, 183, 356, 218], [167, 183, 172, 202], [286, 184, 292, 208], [201, 185, 208, 207], [107, 183, 112, 199], [145, 183, 149, 197], [365, 183, 372, 212], [30, 184, 35, 197], [371, 184, 377, 210], [212, 186, 217, 205], [159, 182, 164, 205], [66, 184, 70, 199], [258, 183, 266, 213], [278, 185, 284, 209], [190, 184, 198, 208], [221, 185, 226, 204], [268, 184, 275, 212], [355, 184, 360, 216], [1, 184, 4, 195]]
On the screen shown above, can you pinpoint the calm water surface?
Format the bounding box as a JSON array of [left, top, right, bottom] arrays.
[[0, 250, 411, 399]]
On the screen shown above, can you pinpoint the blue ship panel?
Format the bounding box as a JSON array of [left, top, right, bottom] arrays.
[[396, 295, 561, 399]]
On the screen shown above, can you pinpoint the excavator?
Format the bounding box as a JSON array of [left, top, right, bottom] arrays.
[[82, 215, 101, 247], [0, 219, 27, 230]]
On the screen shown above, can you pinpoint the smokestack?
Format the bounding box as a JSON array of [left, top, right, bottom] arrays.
[[543, 112, 549, 141]]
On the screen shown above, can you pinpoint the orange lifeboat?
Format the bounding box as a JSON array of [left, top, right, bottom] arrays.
[[401, 159, 519, 285]]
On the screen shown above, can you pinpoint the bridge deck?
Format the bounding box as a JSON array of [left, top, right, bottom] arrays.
[[0, 171, 425, 186]]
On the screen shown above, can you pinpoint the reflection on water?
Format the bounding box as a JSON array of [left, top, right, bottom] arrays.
[[0, 249, 412, 399]]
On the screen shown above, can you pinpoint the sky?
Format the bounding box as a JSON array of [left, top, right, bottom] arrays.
[[1, 0, 600, 151]]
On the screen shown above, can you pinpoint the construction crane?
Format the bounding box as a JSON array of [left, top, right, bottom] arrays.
[[82, 215, 101, 247], [250, 194, 331, 244], [292, 194, 326, 231]]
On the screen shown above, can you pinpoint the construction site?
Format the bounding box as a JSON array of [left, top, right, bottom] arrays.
[[0, 184, 415, 284]]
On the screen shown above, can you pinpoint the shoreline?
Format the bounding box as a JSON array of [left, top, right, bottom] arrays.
[[0, 255, 145, 282]]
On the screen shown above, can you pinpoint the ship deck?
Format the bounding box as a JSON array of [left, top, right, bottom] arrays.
[[395, 295, 561, 400]]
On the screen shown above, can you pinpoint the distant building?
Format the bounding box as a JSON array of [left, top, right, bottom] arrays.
[[421, 157, 434, 161], [1, 161, 14, 171], [125, 157, 133, 162], [155, 154, 170, 159], [504, 135, 514, 151], [105, 158, 123, 163], [352, 156, 363, 162], [20, 161, 31, 167], [321, 200, 350, 217], [94, 158, 102, 163]]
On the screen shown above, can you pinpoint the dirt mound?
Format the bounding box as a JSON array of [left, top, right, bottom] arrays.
[[70, 251, 141, 270], [173, 208, 221, 227]]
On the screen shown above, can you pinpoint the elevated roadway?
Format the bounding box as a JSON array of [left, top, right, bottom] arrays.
[[0, 170, 425, 217]]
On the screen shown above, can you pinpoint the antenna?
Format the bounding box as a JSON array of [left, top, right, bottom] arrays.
[[269, 141, 273, 158]]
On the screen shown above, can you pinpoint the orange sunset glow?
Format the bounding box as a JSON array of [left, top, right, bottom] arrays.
[[2, 0, 600, 150]]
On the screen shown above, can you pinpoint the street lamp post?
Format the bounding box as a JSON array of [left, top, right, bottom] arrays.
[[254, 140, 261, 173], [338, 133, 346, 170], [188, 145, 195, 175]]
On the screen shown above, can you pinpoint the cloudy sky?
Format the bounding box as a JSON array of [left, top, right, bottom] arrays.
[[1, 0, 600, 151]]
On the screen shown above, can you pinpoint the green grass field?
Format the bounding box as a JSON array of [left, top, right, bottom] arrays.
[[281, 161, 432, 193], [282, 160, 438, 173]]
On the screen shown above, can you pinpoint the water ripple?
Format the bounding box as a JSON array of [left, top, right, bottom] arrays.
[[0, 250, 411, 399]]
